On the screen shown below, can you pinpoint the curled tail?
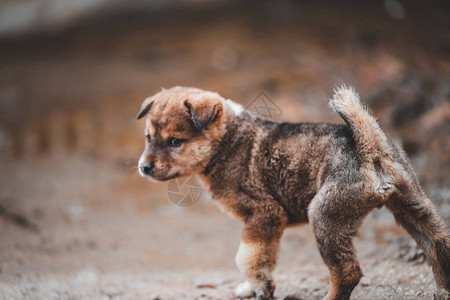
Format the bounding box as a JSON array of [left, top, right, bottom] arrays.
[[329, 86, 388, 158]]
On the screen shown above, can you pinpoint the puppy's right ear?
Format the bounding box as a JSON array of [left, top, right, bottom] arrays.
[[136, 97, 154, 120], [184, 98, 222, 130]]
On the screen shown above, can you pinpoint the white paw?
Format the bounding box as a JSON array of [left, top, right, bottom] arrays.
[[234, 281, 254, 298]]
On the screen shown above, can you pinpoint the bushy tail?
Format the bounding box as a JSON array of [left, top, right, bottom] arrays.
[[329, 86, 388, 158]]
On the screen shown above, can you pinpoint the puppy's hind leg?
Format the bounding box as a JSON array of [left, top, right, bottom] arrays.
[[386, 188, 450, 299], [308, 186, 372, 300]]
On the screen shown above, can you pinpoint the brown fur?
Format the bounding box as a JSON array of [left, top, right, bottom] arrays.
[[137, 86, 450, 300]]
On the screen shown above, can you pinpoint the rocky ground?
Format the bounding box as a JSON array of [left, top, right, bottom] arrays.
[[0, 1, 449, 299]]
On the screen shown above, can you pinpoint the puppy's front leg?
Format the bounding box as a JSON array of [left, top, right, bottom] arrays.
[[234, 217, 285, 299]]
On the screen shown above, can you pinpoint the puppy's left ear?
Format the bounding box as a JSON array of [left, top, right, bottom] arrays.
[[184, 99, 222, 130], [136, 96, 154, 120]]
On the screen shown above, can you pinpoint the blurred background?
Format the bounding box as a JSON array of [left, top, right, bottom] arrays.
[[0, 1, 449, 299]]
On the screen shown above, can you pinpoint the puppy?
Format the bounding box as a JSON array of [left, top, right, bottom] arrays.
[[137, 86, 450, 300]]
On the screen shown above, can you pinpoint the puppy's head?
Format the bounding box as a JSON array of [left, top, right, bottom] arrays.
[[137, 87, 228, 181]]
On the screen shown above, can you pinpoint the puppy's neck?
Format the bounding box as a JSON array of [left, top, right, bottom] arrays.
[[197, 109, 258, 190], [192, 99, 241, 172]]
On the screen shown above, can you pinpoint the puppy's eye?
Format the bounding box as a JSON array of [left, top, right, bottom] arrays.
[[168, 138, 183, 147], [146, 134, 151, 143]]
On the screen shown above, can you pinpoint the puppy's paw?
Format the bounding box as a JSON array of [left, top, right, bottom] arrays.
[[234, 281, 254, 298], [255, 281, 275, 300]]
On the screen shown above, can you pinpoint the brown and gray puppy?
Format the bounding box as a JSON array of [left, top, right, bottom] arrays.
[[137, 86, 450, 300]]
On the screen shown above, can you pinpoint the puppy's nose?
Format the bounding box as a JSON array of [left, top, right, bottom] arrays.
[[140, 161, 154, 176]]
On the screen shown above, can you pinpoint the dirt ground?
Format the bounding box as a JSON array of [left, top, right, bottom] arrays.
[[0, 1, 449, 299], [0, 157, 442, 299], [0, 155, 442, 300]]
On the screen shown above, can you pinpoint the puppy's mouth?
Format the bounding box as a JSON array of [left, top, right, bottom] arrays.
[[138, 163, 181, 181], [148, 172, 180, 182]]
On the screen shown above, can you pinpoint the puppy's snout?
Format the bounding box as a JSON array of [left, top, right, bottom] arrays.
[[140, 161, 155, 176]]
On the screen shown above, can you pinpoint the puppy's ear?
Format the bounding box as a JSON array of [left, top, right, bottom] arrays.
[[184, 99, 222, 130], [136, 97, 154, 120]]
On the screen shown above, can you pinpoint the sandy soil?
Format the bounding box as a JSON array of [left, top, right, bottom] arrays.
[[0, 156, 439, 300], [0, 156, 440, 300]]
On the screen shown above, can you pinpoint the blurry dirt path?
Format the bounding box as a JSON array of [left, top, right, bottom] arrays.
[[0, 157, 439, 300]]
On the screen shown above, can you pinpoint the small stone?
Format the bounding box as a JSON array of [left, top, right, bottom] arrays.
[[196, 283, 216, 289], [360, 277, 370, 287], [299, 284, 309, 290]]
